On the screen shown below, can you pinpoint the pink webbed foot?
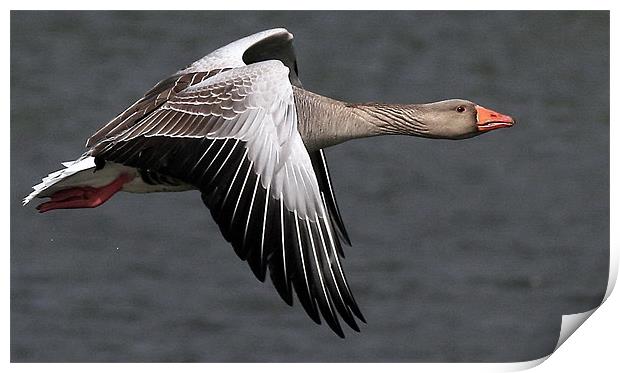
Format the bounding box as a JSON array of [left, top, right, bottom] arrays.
[[36, 173, 133, 213]]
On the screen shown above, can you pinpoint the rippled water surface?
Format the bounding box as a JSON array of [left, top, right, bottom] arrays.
[[11, 11, 609, 362]]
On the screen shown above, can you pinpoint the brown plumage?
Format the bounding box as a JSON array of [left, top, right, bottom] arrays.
[[25, 28, 514, 337]]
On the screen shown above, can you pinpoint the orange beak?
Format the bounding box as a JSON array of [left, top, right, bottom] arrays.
[[475, 105, 515, 132]]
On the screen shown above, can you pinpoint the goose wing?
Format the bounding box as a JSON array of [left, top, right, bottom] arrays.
[[86, 27, 350, 247], [91, 60, 364, 336], [86, 28, 299, 147]]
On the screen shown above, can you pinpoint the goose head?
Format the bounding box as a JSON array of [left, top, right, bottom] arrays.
[[414, 99, 515, 139]]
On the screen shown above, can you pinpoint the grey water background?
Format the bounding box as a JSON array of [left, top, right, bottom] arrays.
[[10, 11, 609, 362]]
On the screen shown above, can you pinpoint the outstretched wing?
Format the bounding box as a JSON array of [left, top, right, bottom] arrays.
[[86, 28, 299, 148], [86, 27, 349, 247], [91, 61, 364, 336], [85, 69, 229, 147]]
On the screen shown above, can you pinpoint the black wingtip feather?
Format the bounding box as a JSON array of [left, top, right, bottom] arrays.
[[310, 150, 352, 247], [285, 212, 321, 325], [300, 217, 345, 336], [352, 305, 367, 324], [332, 215, 352, 247], [269, 262, 294, 306], [100, 135, 364, 337]]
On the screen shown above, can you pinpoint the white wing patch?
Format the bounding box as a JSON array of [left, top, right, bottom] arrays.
[[105, 60, 323, 221], [179, 28, 292, 74]]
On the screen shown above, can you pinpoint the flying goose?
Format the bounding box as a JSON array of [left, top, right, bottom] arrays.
[[24, 28, 514, 337]]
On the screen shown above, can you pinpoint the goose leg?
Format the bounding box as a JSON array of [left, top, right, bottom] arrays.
[[36, 173, 133, 213]]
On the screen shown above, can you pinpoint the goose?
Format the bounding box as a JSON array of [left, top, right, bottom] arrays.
[[23, 28, 514, 337]]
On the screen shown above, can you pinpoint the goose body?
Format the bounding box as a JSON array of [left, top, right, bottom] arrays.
[[24, 28, 514, 337]]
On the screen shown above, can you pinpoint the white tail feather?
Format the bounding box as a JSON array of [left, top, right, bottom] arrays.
[[23, 156, 97, 206]]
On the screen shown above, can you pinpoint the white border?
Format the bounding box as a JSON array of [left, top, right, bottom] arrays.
[[5, 0, 616, 11], [5, 2, 616, 372]]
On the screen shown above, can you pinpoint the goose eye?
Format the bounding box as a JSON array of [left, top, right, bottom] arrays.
[[456, 106, 466, 113]]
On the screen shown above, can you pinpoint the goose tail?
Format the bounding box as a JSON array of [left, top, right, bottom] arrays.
[[23, 156, 97, 206]]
